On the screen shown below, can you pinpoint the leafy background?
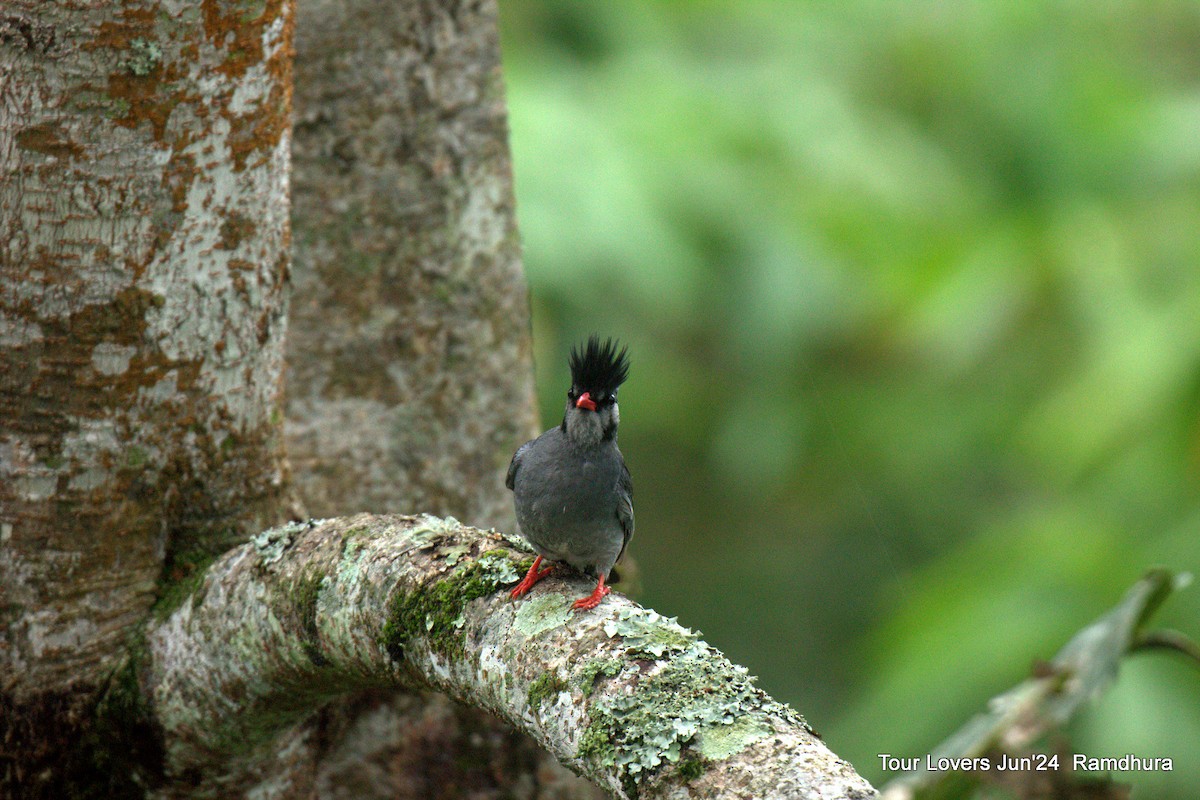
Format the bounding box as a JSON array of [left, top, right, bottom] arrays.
[[498, 1, 1200, 795]]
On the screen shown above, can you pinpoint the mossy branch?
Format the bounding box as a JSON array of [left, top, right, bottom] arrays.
[[143, 514, 877, 799]]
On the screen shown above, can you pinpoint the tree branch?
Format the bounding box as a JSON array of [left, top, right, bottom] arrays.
[[144, 514, 878, 799]]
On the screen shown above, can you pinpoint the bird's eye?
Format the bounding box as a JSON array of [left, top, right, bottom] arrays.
[[567, 388, 577, 400]]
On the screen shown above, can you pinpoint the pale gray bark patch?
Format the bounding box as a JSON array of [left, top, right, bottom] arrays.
[[145, 514, 878, 800], [286, 0, 539, 530], [1, 0, 293, 697]]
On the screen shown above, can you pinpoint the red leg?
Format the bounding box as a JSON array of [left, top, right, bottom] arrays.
[[572, 574, 611, 610], [511, 555, 555, 599]]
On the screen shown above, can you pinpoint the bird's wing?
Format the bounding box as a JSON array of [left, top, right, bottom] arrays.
[[505, 441, 531, 491], [615, 456, 634, 563]]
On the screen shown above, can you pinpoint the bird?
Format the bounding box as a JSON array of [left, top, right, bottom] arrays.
[[506, 335, 633, 610]]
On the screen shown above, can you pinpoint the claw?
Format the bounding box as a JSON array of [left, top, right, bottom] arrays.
[[571, 574, 611, 610], [511, 555, 555, 599]]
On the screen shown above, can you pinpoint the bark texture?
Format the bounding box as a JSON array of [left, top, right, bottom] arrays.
[[285, 1, 568, 796], [287, 0, 538, 527], [145, 514, 879, 800], [1, 2, 294, 794], [0, 0, 292, 718]]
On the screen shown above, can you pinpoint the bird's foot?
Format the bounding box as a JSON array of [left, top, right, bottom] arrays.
[[510, 556, 555, 599], [571, 576, 611, 610]]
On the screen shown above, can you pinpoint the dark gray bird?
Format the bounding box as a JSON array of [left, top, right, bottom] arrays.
[[506, 336, 633, 610]]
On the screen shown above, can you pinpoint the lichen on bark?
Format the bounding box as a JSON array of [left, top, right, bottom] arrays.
[[1, 2, 295, 793], [143, 514, 878, 799], [1, 0, 294, 694], [381, 546, 524, 661]]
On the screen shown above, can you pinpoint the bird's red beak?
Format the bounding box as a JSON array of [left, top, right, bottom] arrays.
[[575, 391, 597, 412]]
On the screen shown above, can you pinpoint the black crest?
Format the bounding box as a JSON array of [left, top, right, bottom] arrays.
[[569, 336, 630, 395]]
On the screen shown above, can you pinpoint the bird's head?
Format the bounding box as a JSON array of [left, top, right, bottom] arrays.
[[563, 335, 629, 446]]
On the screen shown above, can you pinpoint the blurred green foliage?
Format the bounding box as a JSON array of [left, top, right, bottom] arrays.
[[498, 1, 1200, 795]]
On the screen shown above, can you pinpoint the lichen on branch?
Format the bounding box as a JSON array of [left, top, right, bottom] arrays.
[[144, 514, 877, 799]]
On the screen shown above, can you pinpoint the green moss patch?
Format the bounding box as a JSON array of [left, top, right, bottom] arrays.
[[151, 549, 217, 623], [381, 549, 522, 661], [125, 446, 147, 468], [677, 753, 706, 781], [527, 671, 568, 708], [294, 570, 329, 667], [72, 632, 164, 797], [578, 709, 617, 765]]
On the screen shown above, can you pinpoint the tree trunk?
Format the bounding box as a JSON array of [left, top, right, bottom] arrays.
[[286, 0, 589, 796], [1, 1, 293, 794], [287, 0, 539, 527]]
